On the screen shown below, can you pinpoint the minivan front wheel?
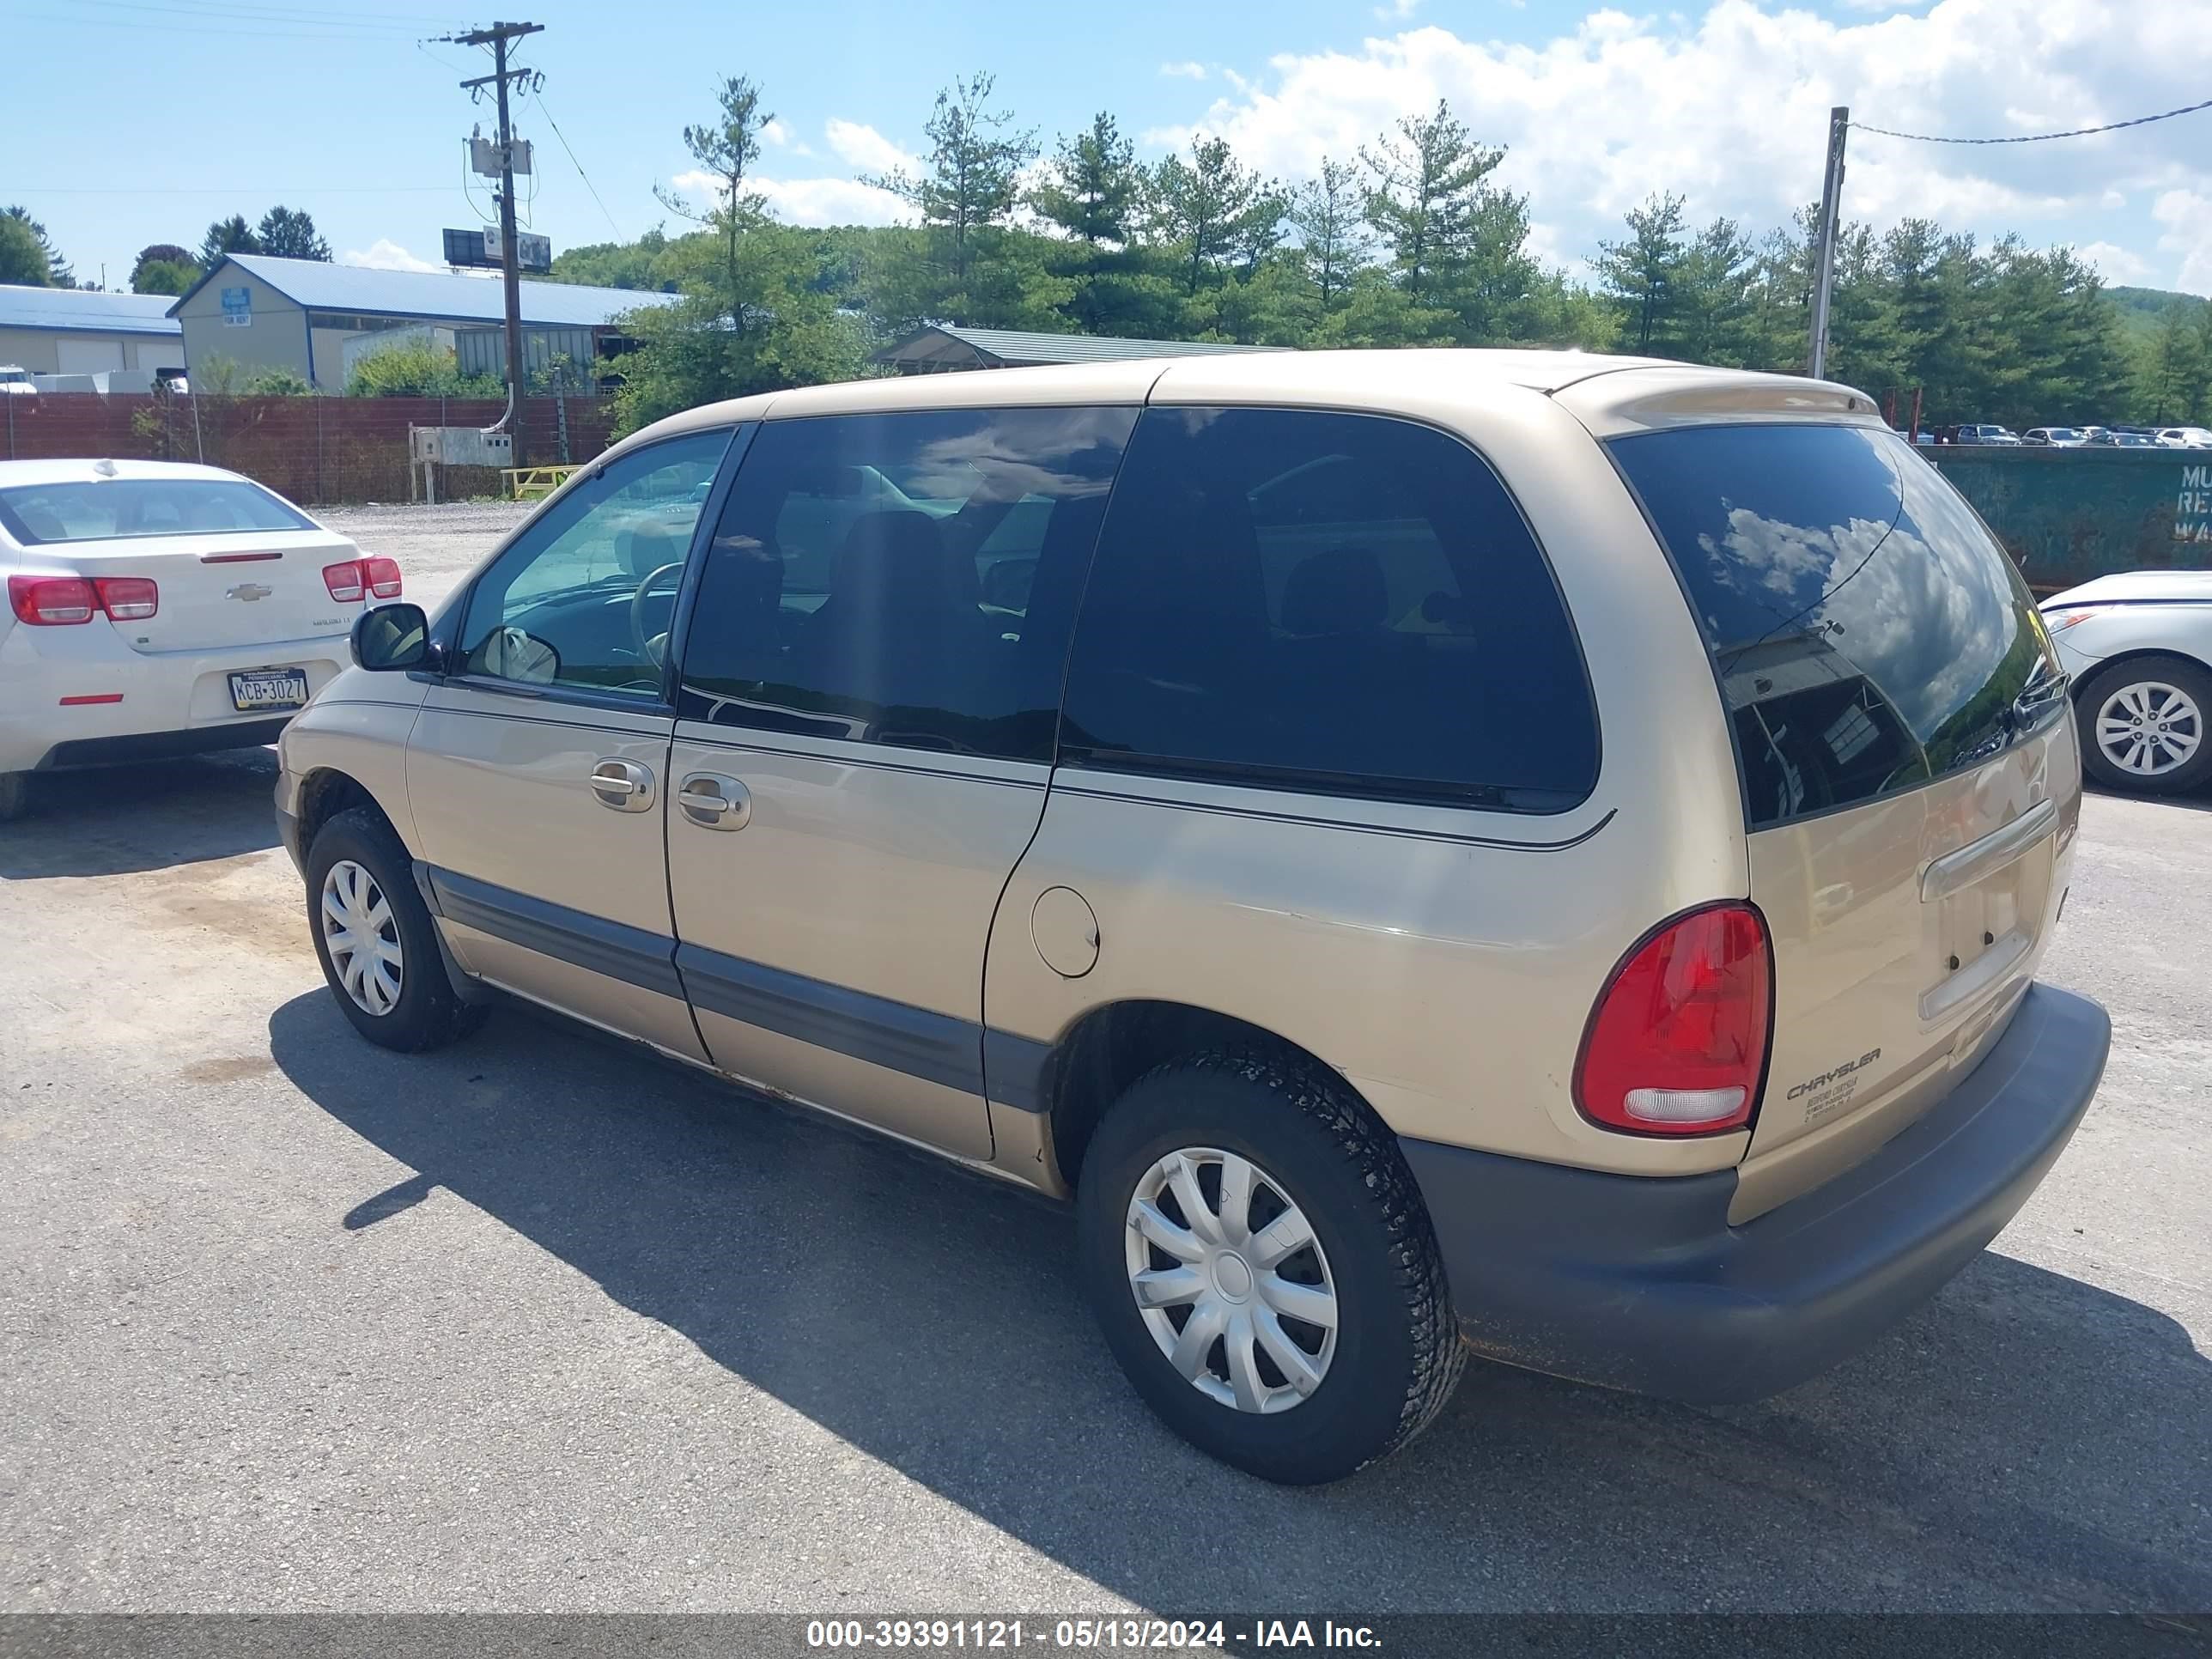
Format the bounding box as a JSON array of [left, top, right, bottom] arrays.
[[1076, 1051, 1465, 1484], [2078, 656, 2212, 795], [306, 806, 483, 1052]]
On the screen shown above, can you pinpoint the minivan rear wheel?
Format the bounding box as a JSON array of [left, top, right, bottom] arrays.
[[1075, 1050, 1464, 1484], [2078, 656, 2212, 796]]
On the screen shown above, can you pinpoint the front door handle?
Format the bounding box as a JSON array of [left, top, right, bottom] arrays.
[[589, 757, 655, 812], [677, 771, 751, 830]]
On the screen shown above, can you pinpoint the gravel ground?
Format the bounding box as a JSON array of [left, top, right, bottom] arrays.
[[0, 545, 2206, 1613]]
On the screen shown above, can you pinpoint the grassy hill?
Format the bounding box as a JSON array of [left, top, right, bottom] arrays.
[[2110, 285, 2208, 343]]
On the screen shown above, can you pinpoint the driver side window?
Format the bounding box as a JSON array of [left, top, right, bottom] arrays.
[[459, 428, 734, 698]]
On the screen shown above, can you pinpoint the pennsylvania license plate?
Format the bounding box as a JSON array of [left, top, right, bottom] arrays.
[[228, 668, 309, 712]]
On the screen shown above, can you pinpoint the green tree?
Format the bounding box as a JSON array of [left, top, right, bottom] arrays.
[[3, 208, 72, 286], [129, 243, 198, 291], [1674, 216, 1759, 365], [1287, 156, 1371, 313], [346, 341, 504, 398], [255, 205, 331, 261], [1358, 100, 1499, 306], [1595, 192, 1688, 352], [867, 73, 1037, 294], [1030, 112, 1145, 332], [244, 365, 313, 395], [1148, 136, 1269, 297], [553, 228, 677, 290], [0, 214, 52, 286], [2140, 304, 2207, 423], [198, 215, 261, 268], [132, 259, 198, 296], [657, 76, 775, 334]]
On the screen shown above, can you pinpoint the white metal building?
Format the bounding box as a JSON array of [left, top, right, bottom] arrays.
[[0, 286, 185, 378]]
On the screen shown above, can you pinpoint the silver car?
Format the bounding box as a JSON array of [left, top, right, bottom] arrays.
[[276, 350, 2110, 1484]]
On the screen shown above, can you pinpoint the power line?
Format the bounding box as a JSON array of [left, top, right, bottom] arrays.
[[535, 94, 626, 240], [1850, 94, 2212, 145]]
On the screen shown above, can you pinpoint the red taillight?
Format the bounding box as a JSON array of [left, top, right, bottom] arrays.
[[323, 557, 401, 603], [9, 575, 96, 625], [1575, 902, 1771, 1135], [94, 576, 159, 621]]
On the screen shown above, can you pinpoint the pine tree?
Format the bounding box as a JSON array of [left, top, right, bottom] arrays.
[[1149, 137, 1267, 297], [2, 207, 71, 287], [1030, 112, 1144, 333], [256, 205, 331, 261], [1358, 100, 1502, 306], [198, 215, 261, 268], [1286, 157, 1371, 313], [1595, 192, 1688, 352], [866, 73, 1036, 294]]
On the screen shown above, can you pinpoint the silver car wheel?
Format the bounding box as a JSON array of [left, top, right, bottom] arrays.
[[1123, 1146, 1338, 1414], [2094, 680, 2203, 777], [321, 858, 404, 1017]]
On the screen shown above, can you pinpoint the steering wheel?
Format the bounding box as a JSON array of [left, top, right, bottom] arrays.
[[628, 562, 689, 665]]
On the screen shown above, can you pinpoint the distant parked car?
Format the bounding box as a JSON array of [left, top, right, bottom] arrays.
[[1947, 423, 2022, 446], [2154, 427, 2212, 449], [0, 459, 400, 820], [2086, 428, 2159, 447], [0, 365, 34, 397], [2023, 428, 2085, 447], [2043, 570, 2212, 794]]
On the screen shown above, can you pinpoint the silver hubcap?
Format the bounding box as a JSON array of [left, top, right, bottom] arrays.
[[2095, 681, 2202, 776], [320, 859, 403, 1016], [1124, 1147, 1338, 1414]]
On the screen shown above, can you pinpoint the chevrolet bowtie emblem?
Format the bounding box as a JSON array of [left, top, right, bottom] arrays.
[[227, 582, 273, 601]]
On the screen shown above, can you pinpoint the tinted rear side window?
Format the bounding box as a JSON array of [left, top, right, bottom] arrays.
[[1610, 423, 2060, 830], [677, 406, 1136, 761], [1059, 406, 1595, 810]]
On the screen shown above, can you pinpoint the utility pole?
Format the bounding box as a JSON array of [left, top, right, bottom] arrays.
[[1808, 105, 1849, 380], [445, 19, 542, 463]]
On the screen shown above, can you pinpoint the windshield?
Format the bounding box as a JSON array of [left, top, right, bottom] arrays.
[[0, 478, 313, 544], [1611, 422, 2061, 830]]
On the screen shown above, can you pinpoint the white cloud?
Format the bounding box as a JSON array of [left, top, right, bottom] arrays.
[[1149, 0, 2212, 288], [754, 175, 915, 228], [1840, 0, 1929, 10], [824, 118, 921, 178], [1373, 0, 1421, 19], [2153, 189, 2212, 296], [2079, 239, 2150, 284], [1160, 60, 1209, 80], [339, 239, 443, 274], [760, 118, 814, 159]]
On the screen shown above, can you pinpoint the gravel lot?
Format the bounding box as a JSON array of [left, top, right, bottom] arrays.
[[0, 504, 2206, 1613]]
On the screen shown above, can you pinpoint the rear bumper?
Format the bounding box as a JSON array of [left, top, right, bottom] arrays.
[[0, 630, 345, 774], [1401, 981, 2110, 1404]]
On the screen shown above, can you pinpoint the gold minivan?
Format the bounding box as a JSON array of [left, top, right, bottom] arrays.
[[276, 350, 2110, 1485]]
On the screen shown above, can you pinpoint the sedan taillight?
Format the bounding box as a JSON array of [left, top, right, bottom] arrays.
[[94, 576, 159, 621], [9, 575, 97, 625], [323, 557, 403, 603]]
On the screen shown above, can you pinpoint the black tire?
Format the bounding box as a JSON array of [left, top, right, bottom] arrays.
[[2076, 655, 2212, 796], [0, 771, 29, 823], [305, 805, 483, 1052], [1076, 1049, 1465, 1485]]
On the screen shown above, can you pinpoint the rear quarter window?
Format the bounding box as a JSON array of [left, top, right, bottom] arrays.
[[1059, 405, 1596, 810], [1609, 422, 2061, 830]]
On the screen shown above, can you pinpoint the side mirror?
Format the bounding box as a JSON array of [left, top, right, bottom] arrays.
[[351, 602, 429, 672]]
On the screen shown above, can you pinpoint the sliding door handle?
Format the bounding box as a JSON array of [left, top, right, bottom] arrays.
[[677, 772, 751, 830]]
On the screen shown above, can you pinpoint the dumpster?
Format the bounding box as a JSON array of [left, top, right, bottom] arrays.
[[1926, 446, 2212, 593]]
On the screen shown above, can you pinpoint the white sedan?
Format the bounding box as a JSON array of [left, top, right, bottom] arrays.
[[2042, 569, 2212, 795], [0, 458, 398, 820]]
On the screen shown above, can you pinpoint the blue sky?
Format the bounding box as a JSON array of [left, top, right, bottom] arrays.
[[13, 0, 2212, 295]]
